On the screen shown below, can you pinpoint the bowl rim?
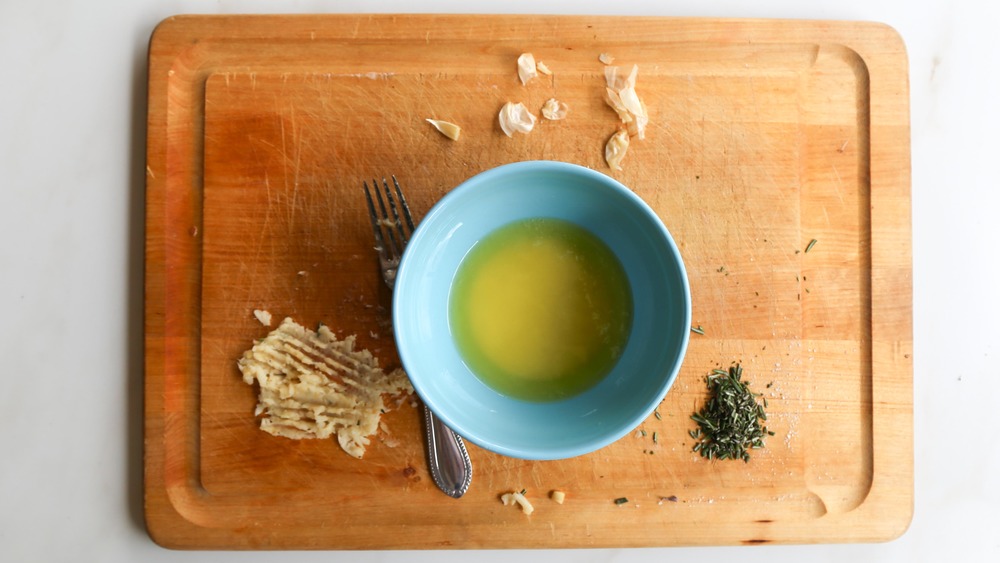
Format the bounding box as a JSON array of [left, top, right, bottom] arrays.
[[393, 160, 692, 459]]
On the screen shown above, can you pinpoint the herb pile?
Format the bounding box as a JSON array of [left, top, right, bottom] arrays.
[[689, 363, 773, 462]]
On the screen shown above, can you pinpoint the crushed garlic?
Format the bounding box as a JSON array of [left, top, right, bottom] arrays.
[[237, 317, 413, 459], [550, 490, 566, 504], [425, 118, 461, 141], [498, 102, 537, 137]]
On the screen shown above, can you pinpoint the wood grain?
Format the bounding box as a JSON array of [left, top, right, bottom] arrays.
[[144, 14, 912, 549]]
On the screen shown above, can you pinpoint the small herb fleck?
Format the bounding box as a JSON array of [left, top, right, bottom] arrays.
[[654, 410, 662, 421], [691, 325, 705, 335], [652, 431, 659, 444], [805, 239, 818, 253], [614, 497, 629, 505]]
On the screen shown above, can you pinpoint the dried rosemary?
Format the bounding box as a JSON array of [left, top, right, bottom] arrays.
[[690, 363, 769, 462]]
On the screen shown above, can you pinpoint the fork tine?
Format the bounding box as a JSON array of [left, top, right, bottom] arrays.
[[381, 177, 410, 245], [371, 178, 403, 257], [362, 181, 387, 255], [391, 175, 417, 233]]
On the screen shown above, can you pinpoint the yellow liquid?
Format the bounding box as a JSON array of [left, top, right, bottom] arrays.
[[449, 218, 632, 402]]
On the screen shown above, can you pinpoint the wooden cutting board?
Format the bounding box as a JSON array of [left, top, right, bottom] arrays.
[[144, 14, 912, 549]]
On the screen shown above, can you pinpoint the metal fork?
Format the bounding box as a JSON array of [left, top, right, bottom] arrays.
[[363, 176, 473, 499]]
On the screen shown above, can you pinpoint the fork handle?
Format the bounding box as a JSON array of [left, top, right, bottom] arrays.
[[424, 404, 472, 498]]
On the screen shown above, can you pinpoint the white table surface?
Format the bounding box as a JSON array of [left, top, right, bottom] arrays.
[[2, 0, 997, 560]]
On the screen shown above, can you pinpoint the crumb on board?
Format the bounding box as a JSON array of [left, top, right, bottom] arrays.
[[252, 309, 272, 327], [550, 490, 566, 504]]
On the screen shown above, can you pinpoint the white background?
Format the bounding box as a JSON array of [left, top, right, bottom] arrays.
[[2, 0, 997, 561]]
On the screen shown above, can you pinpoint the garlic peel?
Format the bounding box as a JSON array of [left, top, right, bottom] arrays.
[[604, 64, 648, 139], [517, 53, 537, 85], [604, 88, 633, 123], [499, 102, 537, 137], [605, 129, 630, 171], [541, 98, 569, 120], [536, 60, 552, 75], [425, 119, 461, 141]]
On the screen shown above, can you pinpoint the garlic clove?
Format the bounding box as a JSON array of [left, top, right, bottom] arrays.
[[425, 119, 461, 141]]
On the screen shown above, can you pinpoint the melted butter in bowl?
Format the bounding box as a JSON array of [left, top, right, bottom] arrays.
[[449, 217, 632, 402]]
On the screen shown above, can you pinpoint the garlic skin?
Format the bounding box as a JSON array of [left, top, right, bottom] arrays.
[[425, 118, 461, 141], [599, 52, 615, 65], [604, 87, 633, 124], [605, 129, 630, 171], [541, 98, 569, 120], [604, 64, 649, 140], [517, 53, 538, 85], [536, 60, 552, 75], [498, 102, 537, 137]]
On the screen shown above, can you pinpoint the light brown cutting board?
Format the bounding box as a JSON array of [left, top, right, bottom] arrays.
[[144, 14, 912, 549]]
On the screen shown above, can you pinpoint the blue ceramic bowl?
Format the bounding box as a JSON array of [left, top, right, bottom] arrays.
[[393, 161, 690, 460]]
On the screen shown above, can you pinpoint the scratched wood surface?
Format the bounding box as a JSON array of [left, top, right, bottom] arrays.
[[144, 15, 912, 549]]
